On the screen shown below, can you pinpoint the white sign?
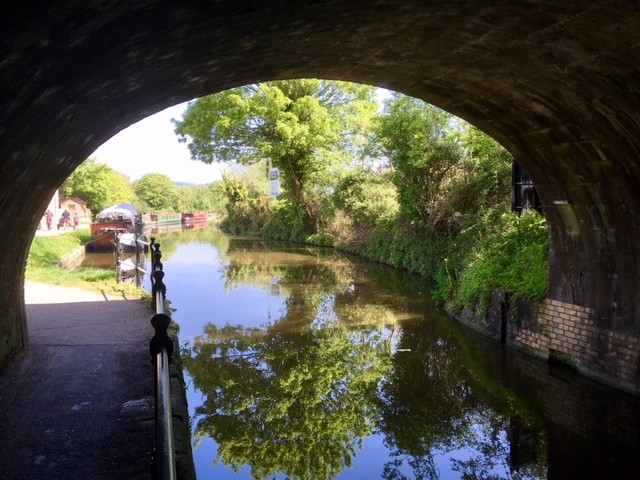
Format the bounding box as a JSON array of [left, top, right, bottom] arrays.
[[269, 168, 281, 197]]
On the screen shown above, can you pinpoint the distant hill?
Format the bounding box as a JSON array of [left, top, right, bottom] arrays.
[[175, 181, 214, 188]]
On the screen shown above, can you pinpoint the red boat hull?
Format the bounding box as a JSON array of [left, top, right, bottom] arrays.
[[181, 212, 208, 225], [90, 221, 133, 250]]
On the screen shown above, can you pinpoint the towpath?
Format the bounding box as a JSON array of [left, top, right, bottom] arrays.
[[0, 282, 154, 479]]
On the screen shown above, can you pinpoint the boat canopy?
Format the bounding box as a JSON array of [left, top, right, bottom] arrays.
[[96, 204, 139, 223]]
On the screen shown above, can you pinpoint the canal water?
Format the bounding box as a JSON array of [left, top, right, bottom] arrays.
[[125, 225, 640, 480]]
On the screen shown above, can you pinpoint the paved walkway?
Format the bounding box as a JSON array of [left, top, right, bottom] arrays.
[[0, 282, 155, 480], [34, 224, 90, 237]]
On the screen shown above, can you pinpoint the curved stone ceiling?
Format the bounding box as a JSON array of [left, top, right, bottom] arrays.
[[1, 1, 639, 364]]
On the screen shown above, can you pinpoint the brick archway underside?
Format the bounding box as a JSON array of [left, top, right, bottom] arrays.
[[1, 1, 639, 367]]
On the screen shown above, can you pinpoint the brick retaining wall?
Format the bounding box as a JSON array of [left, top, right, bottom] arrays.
[[456, 294, 640, 394], [511, 299, 640, 393]]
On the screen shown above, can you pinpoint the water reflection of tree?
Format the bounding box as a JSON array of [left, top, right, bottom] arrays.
[[220, 250, 355, 296], [378, 319, 547, 480], [150, 225, 230, 260], [185, 320, 392, 480], [185, 248, 395, 479], [184, 236, 548, 479]]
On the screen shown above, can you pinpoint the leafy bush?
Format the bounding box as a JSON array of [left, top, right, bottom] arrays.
[[375, 95, 462, 228], [219, 164, 272, 233], [334, 173, 399, 229], [261, 199, 308, 242], [222, 197, 274, 234], [455, 211, 549, 313]]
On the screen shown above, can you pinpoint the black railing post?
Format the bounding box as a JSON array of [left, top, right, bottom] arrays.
[[115, 235, 122, 283], [135, 231, 141, 288], [149, 240, 177, 480]]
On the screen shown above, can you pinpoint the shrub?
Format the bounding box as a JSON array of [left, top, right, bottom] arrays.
[[455, 211, 549, 314], [222, 197, 274, 234], [262, 199, 308, 242], [334, 173, 399, 229]]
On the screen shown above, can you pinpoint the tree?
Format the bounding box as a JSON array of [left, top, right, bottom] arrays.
[[134, 173, 178, 211], [173, 79, 377, 232], [62, 158, 135, 214], [175, 184, 227, 214], [457, 123, 512, 212], [334, 171, 399, 229], [375, 93, 463, 229]]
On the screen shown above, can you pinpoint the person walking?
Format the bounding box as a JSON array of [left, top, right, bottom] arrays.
[[45, 210, 54, 230], [62, 209, 71, 229]]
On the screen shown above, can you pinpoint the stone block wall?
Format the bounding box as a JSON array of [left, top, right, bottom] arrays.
[[0, 280, 27, 370], [169, 330, 196, 480]]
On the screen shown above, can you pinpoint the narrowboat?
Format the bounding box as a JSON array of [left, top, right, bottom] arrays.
[[89, 204, 145, 252], [141, 212, 182, 226], [181, 212, 209, 227], [155, 212, 182, 225]]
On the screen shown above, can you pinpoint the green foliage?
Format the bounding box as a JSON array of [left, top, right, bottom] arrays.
[[207, 182, 228, 215], [220, 164, 269, 203], [27, 265, 115, 285], [62, 158, 135, 214], [176, 185, 221, 214], [333, 172, 399, 229], [190, 184, 227, 214], [181, 84, 549, 312], [27, 231, 117, 284], [261, 199, 308, 242], [375, 94, 463, 228], [174, 79, 378, 233], [223, 197, 274, 235], [134, 173, 179, 211], [355, 223, 446, 279], [219, 165, 272, 234], [455, 211, 549, 313], [447, 125, 512, 219]]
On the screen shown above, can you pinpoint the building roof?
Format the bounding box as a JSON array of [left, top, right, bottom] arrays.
[[61, 197, 88, 206]]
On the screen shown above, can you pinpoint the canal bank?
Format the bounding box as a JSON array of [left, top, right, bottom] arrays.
[[0, 282, 194, 480]]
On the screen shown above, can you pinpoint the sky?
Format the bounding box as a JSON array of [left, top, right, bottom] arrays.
[[91, 102, 224, 185], [91, 88, 394, 185]]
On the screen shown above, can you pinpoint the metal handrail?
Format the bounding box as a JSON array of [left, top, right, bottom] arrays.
[[149, 239, 177, 480]]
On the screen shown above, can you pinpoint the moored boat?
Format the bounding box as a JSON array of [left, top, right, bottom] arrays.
[[89, 204, 145, 252], [141, 212, 182, 226], [155, 212, 182, 225], [181, 212, 209, 227], [145, 223, 184, 235]]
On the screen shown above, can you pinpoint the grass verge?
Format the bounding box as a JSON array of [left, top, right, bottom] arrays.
[[27, 230, 149, 300]]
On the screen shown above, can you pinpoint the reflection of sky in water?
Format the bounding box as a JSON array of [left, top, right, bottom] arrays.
[[146, 239, 522, 480], [147, 243, 289, 341]]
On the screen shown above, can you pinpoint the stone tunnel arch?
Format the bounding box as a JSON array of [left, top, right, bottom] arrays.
[[2, 1, 640, 387]]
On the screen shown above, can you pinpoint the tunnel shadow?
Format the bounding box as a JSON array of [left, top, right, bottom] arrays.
[[0, 295, 154, 479]]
